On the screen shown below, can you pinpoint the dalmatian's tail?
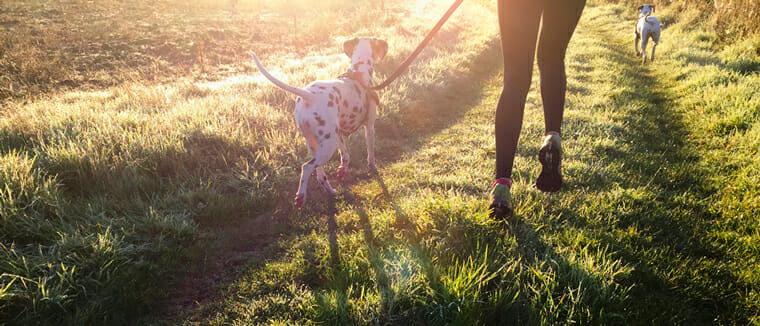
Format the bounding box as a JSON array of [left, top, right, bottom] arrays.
[[251, 52, 315, 102]]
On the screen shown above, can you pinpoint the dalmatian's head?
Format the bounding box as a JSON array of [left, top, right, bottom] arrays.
[[343, 37, 388, 77], [638, 4, 655, 17]]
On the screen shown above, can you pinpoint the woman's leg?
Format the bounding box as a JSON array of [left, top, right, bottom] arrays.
[[494, 0, 543, 180], [534, 0, 585, 192], [536, 0, 586, 135]]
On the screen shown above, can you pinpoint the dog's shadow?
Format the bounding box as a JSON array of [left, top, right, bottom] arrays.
[[317, 174, 397, 321], [322, 171, 442, 313]]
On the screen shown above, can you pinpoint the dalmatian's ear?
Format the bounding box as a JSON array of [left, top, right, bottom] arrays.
[[370, 38, 388, 61], [637, 5, 643, 11], [343, 38, 360, 58], [650, 5, 655, 13]]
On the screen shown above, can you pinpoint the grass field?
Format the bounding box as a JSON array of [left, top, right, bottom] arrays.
[[1, 0, 759, 325]]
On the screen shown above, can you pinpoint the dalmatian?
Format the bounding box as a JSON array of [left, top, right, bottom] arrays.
[[635, 4, 661, 63], [251, 37, 388, 208]]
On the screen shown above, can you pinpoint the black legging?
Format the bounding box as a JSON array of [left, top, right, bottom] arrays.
[[495, 0, 585, 179]]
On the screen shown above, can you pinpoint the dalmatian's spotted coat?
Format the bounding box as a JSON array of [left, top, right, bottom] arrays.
[[251, 37, 388, 208]]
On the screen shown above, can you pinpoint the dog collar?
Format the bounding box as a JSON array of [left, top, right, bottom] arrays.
[[337, 70, 380, 106], [338, 70, 370, 88], [354, 71, 368, 88]]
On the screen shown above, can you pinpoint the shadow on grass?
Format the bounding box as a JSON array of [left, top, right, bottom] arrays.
[[556, 20, 749, 325], [317, 175, 445, 323], [506, 216, 628, 325], [355, 173, 443, 314], [344, 191, 393, 311], [320, 196, 353, 322], [364, 172, 627, 324]]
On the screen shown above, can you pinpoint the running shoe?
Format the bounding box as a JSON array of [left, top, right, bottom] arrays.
[[489, 178, 512, 219], [536, 133, 563, 192]]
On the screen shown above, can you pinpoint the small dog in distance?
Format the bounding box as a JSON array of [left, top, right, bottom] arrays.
[[635, 4, 661, 63]]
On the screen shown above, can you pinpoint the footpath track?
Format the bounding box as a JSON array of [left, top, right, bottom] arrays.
[[184, 4, 758, 325]]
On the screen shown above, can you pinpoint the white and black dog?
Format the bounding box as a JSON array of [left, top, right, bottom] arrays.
[[635, 4, 661, 63], [251, 37, 388, 208]]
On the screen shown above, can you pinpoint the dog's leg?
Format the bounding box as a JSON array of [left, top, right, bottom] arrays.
[[640, 36, 648, 63], [316, 166, 338, 195], [635, 31, 641, 57], [364, 106, 377, 171], [365, 126, 376, 171], [296, 147, 338, 206], [651, 33, 659, 62], [311, 134, 339, 195], [295, 120, 326, 207], [336, 136, 350, 180], [296, 159, 317, 208]]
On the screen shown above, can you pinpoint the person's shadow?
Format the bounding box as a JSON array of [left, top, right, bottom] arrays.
[[345, 172, 618, 323]]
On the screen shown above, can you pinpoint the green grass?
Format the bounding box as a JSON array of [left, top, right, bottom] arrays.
[[1, 0, 760, 324]]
